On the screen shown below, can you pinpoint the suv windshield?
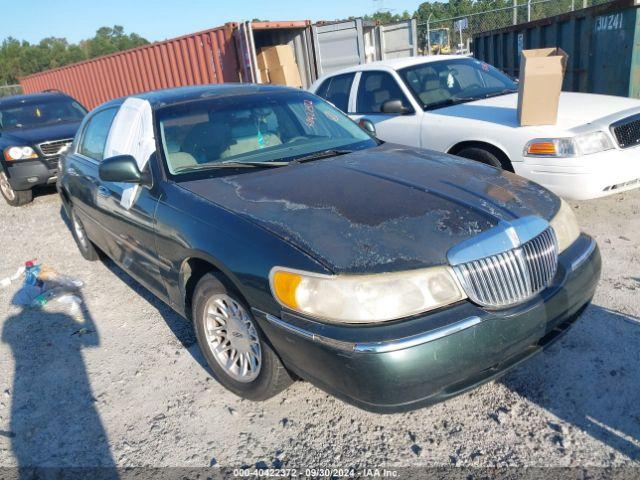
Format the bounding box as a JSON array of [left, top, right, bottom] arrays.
[[0, 96, 87, 130], [398, 58, 517, 111], [157, 91, 377, 176]]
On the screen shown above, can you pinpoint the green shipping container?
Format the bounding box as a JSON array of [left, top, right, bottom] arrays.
[[473, 0, 640, 98]]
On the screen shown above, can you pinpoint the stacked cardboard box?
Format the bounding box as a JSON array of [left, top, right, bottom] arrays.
[[256, 45, 302, 88]]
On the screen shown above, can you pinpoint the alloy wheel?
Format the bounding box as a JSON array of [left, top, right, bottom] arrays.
[[72, 213, 89, 250], [202, 294, 262, 383]]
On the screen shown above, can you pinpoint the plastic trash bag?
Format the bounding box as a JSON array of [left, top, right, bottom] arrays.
[[4, 260, 84, 312]]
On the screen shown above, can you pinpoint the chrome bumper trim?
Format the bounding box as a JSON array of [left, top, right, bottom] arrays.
[[353, 316, 482, 353], [263, 313, 482, 354], [571, 238, 597, 272]]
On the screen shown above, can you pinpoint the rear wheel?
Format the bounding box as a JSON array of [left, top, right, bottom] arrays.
[[455, 147, 511, 171], [193, 273, 292, 400], [0, 171, 33, 206], [70, 207, 100, 261]]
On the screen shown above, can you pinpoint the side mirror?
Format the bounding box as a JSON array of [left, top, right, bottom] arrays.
[[381, 99, 412, 115], [99, 155, 150, 185], [358, 118, 376, 137]]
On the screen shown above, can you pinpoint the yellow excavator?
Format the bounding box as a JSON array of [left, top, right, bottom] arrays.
[[428, 28, 452, 55]]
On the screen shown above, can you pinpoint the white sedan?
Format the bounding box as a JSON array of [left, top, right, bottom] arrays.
[[310, 55, 640, 200]]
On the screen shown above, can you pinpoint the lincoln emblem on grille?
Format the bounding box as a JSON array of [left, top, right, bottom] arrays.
[[447, 216, 559, 309]]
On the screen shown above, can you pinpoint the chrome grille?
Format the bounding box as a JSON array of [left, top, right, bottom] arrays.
[[611, 114, 640, 149], [38, 138, 73, 157], [454, 228, 558, 309]]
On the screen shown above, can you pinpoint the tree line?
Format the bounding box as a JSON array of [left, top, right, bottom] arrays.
[[367, 0, 578, 23], [0, 26, 148, 86]]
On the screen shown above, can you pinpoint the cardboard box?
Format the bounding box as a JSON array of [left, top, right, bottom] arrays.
[[260, 44, 296, 69], [256, 50, 269, 70], [258, 68, 270, 83], [268, 64, 302, 88], [517, 48, 568, 126]]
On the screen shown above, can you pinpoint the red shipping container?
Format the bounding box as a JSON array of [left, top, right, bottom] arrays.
[[20, 23, 240, 109]]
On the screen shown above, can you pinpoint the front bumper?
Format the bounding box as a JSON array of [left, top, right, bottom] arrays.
[[515, 147, 640, 200], [255, 234, 601, 413], [3, 158, 58, 191]]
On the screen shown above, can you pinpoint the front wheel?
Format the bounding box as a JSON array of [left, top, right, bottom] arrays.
[[0, 171, 33, 206], [455, 147, 511, 171], [193, 273, 293, 401]]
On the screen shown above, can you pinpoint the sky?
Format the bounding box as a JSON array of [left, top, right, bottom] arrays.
[[1, 0, 422, 44]]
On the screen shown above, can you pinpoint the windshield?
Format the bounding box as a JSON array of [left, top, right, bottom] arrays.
[[398, 58, 517, 111], [0, 97, 87, 130], [157, 91, 377, 176]]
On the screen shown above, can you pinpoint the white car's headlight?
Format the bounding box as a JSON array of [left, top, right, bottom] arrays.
[[270, 266, 466, 324], [3, 146, 38, 161], [574, 131, 615, 155], [550, 199, 581, 253], [524, 132, 614, 158]]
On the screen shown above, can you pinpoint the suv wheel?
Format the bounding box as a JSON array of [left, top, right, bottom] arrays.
[[0, 171, 33, 206], [193, 273, 293, 400], [70, 208, 100, 261]]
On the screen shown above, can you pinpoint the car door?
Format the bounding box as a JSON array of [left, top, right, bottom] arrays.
[[71, 106, 167, 299], [349, 70, 422, 148], [66, 106, 119, 249], [92, 157, 167, 299]]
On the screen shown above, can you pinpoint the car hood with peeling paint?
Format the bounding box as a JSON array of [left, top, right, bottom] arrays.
[[179, 143, 560, 274]]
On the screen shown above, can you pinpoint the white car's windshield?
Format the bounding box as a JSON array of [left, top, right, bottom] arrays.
[[158, 90, 377, 176], [398, 58, 517, 111]]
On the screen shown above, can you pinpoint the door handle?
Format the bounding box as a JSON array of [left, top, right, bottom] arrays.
[[97, 186, 111, 198]]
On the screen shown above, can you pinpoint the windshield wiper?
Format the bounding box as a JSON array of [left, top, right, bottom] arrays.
[[483, 89, 517, 99], [425, 98, 472, 110], [173, 160, 288, 173], [288, 149, 352, 165], [426, 89, 518, 110]]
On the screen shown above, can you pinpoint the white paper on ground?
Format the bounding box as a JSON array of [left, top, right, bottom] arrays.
[[103, 97, 156, 209]]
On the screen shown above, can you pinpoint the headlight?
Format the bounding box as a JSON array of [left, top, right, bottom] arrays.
[[269, 266, 466, 324], [3, 146, 38, 161], [524, 132, 614, 157], [573, 131, 614, 155], [550, 199, 580, 253]]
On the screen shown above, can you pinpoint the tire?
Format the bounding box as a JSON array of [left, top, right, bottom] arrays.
[[192, 273, 292, 401], [455, 147, 511, 171], [0, 170, 33, 206], [70, 207, 100, 261]]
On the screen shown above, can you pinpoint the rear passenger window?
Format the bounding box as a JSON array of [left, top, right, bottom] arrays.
[[79, 107, 118, 161], [315, 73, 355, 113], [356, 71, 410, 114]]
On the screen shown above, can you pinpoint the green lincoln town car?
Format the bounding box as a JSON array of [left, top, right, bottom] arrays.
[[57, 84, 601, 412]]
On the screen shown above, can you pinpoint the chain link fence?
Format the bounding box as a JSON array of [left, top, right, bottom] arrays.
[[420, 0, 612, 55]]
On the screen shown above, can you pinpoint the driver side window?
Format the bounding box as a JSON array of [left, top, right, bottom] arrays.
[[79, 108, 118, 162], [356, 71, 410, 114]]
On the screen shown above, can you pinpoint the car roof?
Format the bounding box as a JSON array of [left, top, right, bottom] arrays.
[[322, 55, 472, 77], [0, 91, 75, 108], [97, 83, 300, 111]]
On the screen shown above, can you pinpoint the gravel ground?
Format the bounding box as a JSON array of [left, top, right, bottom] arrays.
[[0, 186, 638, 470]]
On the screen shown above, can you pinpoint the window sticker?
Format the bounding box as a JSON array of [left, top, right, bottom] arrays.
[[481, 62, 490, 72], [303, 100, 316, 127], [323, 109, 339, 122]]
